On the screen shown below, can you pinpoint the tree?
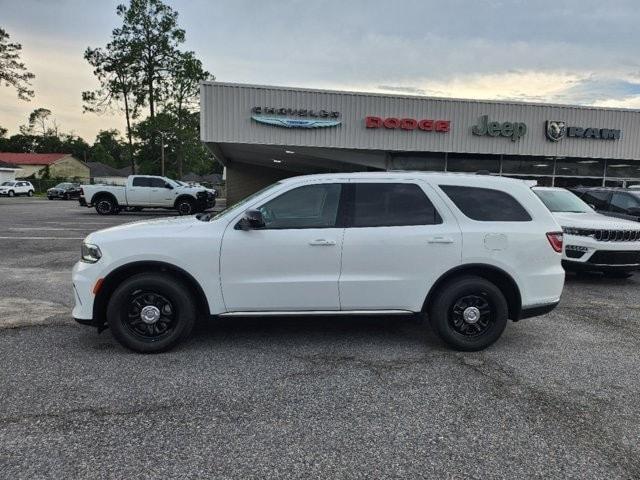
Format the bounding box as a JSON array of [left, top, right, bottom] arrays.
[[164, 51, 213, 177], [113, 0, 185, 121], [0, 28, 35, 101], [92, 129, 128, 168], [20, 108, 58, 137], [83, 42, 139, 174]]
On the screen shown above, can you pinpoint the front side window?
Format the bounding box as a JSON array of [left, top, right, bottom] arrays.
[[577, 190, 610, 210], [132, 177, 150, 187], [352, 183, 442, 227], [610, 193, 640, 213], [258, 183, 342, 229], [148, 178, 168, 188], [440, 185, 532, 221]]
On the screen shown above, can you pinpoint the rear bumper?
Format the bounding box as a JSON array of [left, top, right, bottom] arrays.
[[518, 301, 560, 320]]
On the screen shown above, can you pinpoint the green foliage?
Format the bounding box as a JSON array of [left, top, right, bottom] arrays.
[[0, 28, 35, 101]]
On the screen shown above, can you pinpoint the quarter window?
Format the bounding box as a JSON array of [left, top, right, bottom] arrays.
[[258, 183, 342, 229], [352, 183, 442, 227], [440, 185, 532, 221]]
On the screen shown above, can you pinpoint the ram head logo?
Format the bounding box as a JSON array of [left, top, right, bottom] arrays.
[[546, 120, 567, 142]]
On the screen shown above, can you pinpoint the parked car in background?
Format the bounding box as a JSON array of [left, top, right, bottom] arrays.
[[534, 187, 640, 278], [570, 187, 640, 223], [79, 175, 217, 215], [0, 180, 34, 197], [72, 172, 564, 353], [47, 182, 82, 200]]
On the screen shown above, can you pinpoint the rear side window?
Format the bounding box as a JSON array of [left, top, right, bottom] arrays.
[[440, 185, 532, 222], [352, 183, 442, 227], [132, 177, 150, 187]]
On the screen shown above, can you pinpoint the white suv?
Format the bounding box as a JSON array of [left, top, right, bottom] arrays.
[[534, 187, 640, 278], [0, 180, 34, 197], [72, 172, 565, 353]]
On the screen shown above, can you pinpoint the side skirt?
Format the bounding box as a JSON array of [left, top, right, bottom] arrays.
[[218, 310, 414, 317]]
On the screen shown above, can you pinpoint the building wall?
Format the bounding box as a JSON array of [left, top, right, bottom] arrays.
[[225, 161, 297, 205], [16, 165, 44, 178], [0, 170, 18, 183], [201, 82, 640, 161], [47, 156, 90, 180]]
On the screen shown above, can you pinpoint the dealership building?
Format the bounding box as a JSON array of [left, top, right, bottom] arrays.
[[200, 81, 640, 204]]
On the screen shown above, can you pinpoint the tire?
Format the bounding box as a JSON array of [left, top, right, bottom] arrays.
[[8, 190, 14, 197], [94, 196, 117, 215], [28, 190, 34, 197], [106, 273, 196, 353], [428, 275, 508, 351], [603, 271, 633, 279], [63, 193, 69, 200], [176, 198, 195, 216], [47, 196, 54, 200]]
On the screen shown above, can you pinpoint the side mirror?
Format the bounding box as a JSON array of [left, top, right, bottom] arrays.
[[165, 182, 173, 189], [235, 209, 266, 230]]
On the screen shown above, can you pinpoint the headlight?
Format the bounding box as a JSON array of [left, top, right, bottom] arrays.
[[561, 226, 580, 235], [81, 243, 102, 263]]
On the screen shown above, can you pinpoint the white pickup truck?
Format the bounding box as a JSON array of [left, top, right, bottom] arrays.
[[79, 175, 217, 215]]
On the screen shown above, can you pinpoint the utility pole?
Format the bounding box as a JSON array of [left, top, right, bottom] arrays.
[[159, 131, 165, 176]]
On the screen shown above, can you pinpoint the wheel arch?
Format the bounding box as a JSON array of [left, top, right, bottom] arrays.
[[93, 260, 211, 328], [423, 264, 522, 321], [91, 191, 119, 206], [174, 194, 196, 208]]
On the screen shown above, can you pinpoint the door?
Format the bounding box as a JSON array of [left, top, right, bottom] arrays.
[[609, 192, 640, 221], [339, 181, 462, 311], [147, 177, 175, 206], [220, 182, 345, 311], [127, 177, 151, 205]]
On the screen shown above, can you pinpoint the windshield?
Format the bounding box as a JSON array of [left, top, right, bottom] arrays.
[[210, 182, 283, 221], [1, 182, 15, 186], [55, 183, 71, 188], [534, 189, 593, 213]]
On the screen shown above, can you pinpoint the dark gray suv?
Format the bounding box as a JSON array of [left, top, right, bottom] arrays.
[[570, 187, 640, 223]]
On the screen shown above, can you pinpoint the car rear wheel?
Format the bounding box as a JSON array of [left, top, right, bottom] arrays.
[[429, 275, 508, 351], [176, 198, 195, 215], [95, 197, 117, 215], [28, 190, 34, 197], [106, 273, 196, 353]]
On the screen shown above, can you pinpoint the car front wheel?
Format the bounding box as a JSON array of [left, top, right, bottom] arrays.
[[106, 273, 196, 353], [8, 190, 14, 197], [429, 275, 508, 351], [176, 198, 195, 215]]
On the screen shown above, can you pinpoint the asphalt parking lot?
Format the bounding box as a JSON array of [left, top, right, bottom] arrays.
[[1, 197, 639, 479]]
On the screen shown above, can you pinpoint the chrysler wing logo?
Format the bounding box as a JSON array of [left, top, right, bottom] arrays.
[[251, 115, 341, 129], [546, 120, 567, 142]]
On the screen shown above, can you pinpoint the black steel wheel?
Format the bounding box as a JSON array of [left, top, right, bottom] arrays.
[[429, 275, 508, 351], [176, 198, 195, 216], [107, 273, 196, 353], [95, 197, 116, 215]]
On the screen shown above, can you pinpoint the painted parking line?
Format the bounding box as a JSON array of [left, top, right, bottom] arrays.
[[9, 227, 98, 231], [0, 236, 85, 240]]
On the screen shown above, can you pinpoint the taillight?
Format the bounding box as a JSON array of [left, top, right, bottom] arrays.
[[546, 232, 563, 253]]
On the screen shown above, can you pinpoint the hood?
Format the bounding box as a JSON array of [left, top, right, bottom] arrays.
[[553, 211, 640, 230], [86, 216, 199, 243]]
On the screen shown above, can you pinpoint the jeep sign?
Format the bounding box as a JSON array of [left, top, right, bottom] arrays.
[[472, 115, 527, 142]]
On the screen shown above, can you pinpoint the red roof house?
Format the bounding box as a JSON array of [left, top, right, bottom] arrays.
[[0, 153, 89, 180]]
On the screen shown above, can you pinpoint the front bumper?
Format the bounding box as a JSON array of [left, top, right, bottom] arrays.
[[561, 234, 640, 272], [196, 191, 216, 210], [71, 261, 98, 321]]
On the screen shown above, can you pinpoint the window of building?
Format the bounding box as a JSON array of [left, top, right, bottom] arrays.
[[502, 156, 554, 175], [553, 177, 603, 188], [352, 183, 442, 227], [606, 163, 640, 178], [258, 183, 342, 229], [390, 153, 445, 171], [439, 185, 532, 221], [446, 154, 500, 173], [132, 177, 150, 187], [555, 158, 605, 177]]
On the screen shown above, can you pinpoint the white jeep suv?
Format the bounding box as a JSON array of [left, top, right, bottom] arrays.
[[0, 180, 34, 197], [534, 187, 640, 277], [72, 172, 565, 353]]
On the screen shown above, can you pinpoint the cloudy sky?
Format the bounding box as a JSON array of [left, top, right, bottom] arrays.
[[2, 0, 640, 141]]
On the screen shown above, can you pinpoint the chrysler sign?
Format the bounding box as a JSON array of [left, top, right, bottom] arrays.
[[251, 106, 341, 129]]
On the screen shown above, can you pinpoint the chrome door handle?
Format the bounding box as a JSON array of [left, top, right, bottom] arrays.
[[309, 239, 336, 246], [427, 236, 454, 244]]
